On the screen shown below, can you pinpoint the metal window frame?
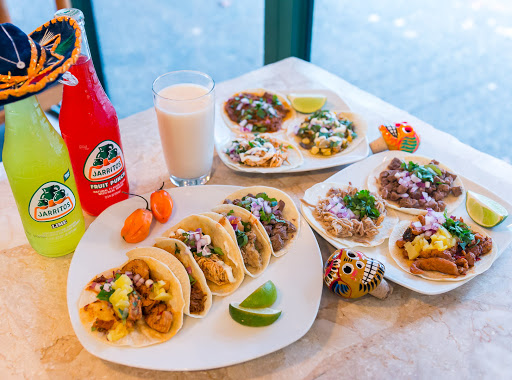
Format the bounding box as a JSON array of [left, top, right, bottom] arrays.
[[70, 0, 108, 93], [264, 0, 314, 65]]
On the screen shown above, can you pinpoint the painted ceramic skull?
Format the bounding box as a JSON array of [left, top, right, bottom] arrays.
[[324, 248, 385, 299]]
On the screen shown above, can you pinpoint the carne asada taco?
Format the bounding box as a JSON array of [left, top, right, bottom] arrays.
[[134, 241, 212, 318], [301, 182, 399, 248], [290, 110, 367, 158], [224, 133, 304, 172], [202, 205, 273, 277], [222, 89, 296, 134], [367, 154, 465, 215], [78, 252, 185, 347], [389, 209, 497, 281], [223, 186, 300, 257], [162, 214, 245, 296]]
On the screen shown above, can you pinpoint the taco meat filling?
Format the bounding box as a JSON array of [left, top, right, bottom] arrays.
[[379, 158, 463, 211], [170, 228, 235, 286], [395, 209, 492, 276], [222, 211, 263, 269], [83, 259, 176, 341], [296, 110, 357, 156], [224, 193, 297, 252], [310, 185, 386, 240], [225, 135, 290, 168], [189, 282, 206, 314], [224, 92, 290, 133]]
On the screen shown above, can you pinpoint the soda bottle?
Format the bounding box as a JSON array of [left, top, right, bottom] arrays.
[[57, 8, 129, 216], [3, 96, 85, 257]]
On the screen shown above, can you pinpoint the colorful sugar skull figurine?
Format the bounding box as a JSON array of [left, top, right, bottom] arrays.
[[324, 248, 392, 299], [370, 122, 420, 154]]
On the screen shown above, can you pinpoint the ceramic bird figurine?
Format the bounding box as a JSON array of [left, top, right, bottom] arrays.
[[370, 122, 420, 154], [324, 248, 393, 299]]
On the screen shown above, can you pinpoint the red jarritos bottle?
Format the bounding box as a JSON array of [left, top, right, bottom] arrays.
[[56, 8, 129, 215]]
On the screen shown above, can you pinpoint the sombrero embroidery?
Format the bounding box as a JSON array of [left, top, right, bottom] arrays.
[[0, 16, 81, 106]]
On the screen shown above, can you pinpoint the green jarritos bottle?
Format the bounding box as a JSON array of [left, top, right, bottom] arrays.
[[3, 96, 85, 257]]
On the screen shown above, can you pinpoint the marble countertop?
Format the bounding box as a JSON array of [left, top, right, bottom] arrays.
[[1, 58, 511, 379]]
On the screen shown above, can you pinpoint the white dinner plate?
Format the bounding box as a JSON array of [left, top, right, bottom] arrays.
[[214, 89, 370, 173], [67, 185, 323, 371], [300, 151, 512, 295]]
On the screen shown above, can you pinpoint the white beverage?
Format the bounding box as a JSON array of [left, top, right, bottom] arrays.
[[155, 83, 215, 179]]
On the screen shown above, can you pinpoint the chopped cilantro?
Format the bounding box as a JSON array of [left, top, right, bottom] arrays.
[[212, 247, 224, 256], [118, 308, 128, 320], [442, 213, 475, 250], [227, 209, 234, 216], [241, 220, 251, 232], [343, 190, 380, 219], [188, 274, 196, 285], [255, 192, 277, 203], [175, 243, 181, 254], [400, 161, 440, 183], [235, 230, 249, 247], [96, 286, 114, 301], [91, 327, 97, 331]]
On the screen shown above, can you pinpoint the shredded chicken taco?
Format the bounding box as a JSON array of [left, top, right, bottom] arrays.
[[134, 241, 212, 318], [162, 214, 245, 296], [389, 209, 497, 281], [301, 182, 398, 248], [224, 133, 303, 171], [202, 205, 273, 278], [78, 252, 185, 347], [368, 155, 465, 215], [223, 186, 300, 257], [222, 89, 295, 134]]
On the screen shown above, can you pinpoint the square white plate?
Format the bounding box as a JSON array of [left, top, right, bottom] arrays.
[[301, 151, 512, 295], [214, 89, 370, 173], [67, 185, 323, 371]]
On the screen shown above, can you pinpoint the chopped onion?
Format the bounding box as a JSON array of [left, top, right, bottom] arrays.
[[239, 118, 247, 127], [412, 221, 422, 228], [145, 279, 153, 287], [400, 193, 409, 198], [186, 266, 192, 274], [133, 273, 141, 283], [411, 174, 421, 183], [236, 103, 243, 111]]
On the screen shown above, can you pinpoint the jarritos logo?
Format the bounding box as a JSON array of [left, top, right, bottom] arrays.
[[29, 181, 76, 222], [83, 140, 125, 182]]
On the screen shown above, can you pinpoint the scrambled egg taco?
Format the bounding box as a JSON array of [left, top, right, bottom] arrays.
[[202, 205, 273, 278], [162, 214, 245, 296], [223, 186, 300, 257], [78, 252, 185, 347], [152, 238, 213, 318]]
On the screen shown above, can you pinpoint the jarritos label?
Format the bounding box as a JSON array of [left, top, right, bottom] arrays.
[[83, 140, 125, 182], [29, 181, 76, 222]]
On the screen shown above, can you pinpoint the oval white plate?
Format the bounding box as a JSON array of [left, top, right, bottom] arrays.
[[67, 185, 323, 371], [215, 89, 369, 173], [300, 151, 512, 295]]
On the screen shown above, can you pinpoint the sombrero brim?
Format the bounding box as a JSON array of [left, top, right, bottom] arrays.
[[0, 16, 81, 106]]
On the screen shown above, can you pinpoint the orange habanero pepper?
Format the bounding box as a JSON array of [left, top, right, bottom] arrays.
[[121, 194, 153, 243], [150, 183, 174, 224]]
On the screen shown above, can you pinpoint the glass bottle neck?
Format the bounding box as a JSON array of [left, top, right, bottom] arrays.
[[76, 20, 91, 61]]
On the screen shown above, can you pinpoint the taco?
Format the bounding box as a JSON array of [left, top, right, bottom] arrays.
[[151, 238, 213, 318], [222, 88, 296, 134], [388, 209, 497, 281], [289, 110, 367, 158], [201, 205, 273, 278], [301, 182, 398, 248], [367, 154, 465, 215], [224, 133, 304, 172], [223, 186, 300, 257], [162, 214, 245, 296], [78, 251, 185, 347]]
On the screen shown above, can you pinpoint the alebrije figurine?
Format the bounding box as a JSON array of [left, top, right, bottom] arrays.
[[370, 122, 420, 154], [324, 248, 393, 299]]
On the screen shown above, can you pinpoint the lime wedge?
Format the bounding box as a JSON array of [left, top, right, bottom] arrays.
[[229, 303, 282, 327], [287, 93, 326, 113], [466, 190, 508, 227], [240, 280, 277, 308]]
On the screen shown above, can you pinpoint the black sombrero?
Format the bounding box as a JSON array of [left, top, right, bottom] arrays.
[[0, 15, 81, 106]]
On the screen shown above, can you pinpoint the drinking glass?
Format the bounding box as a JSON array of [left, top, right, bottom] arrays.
[[152, 71, 215, 186]]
